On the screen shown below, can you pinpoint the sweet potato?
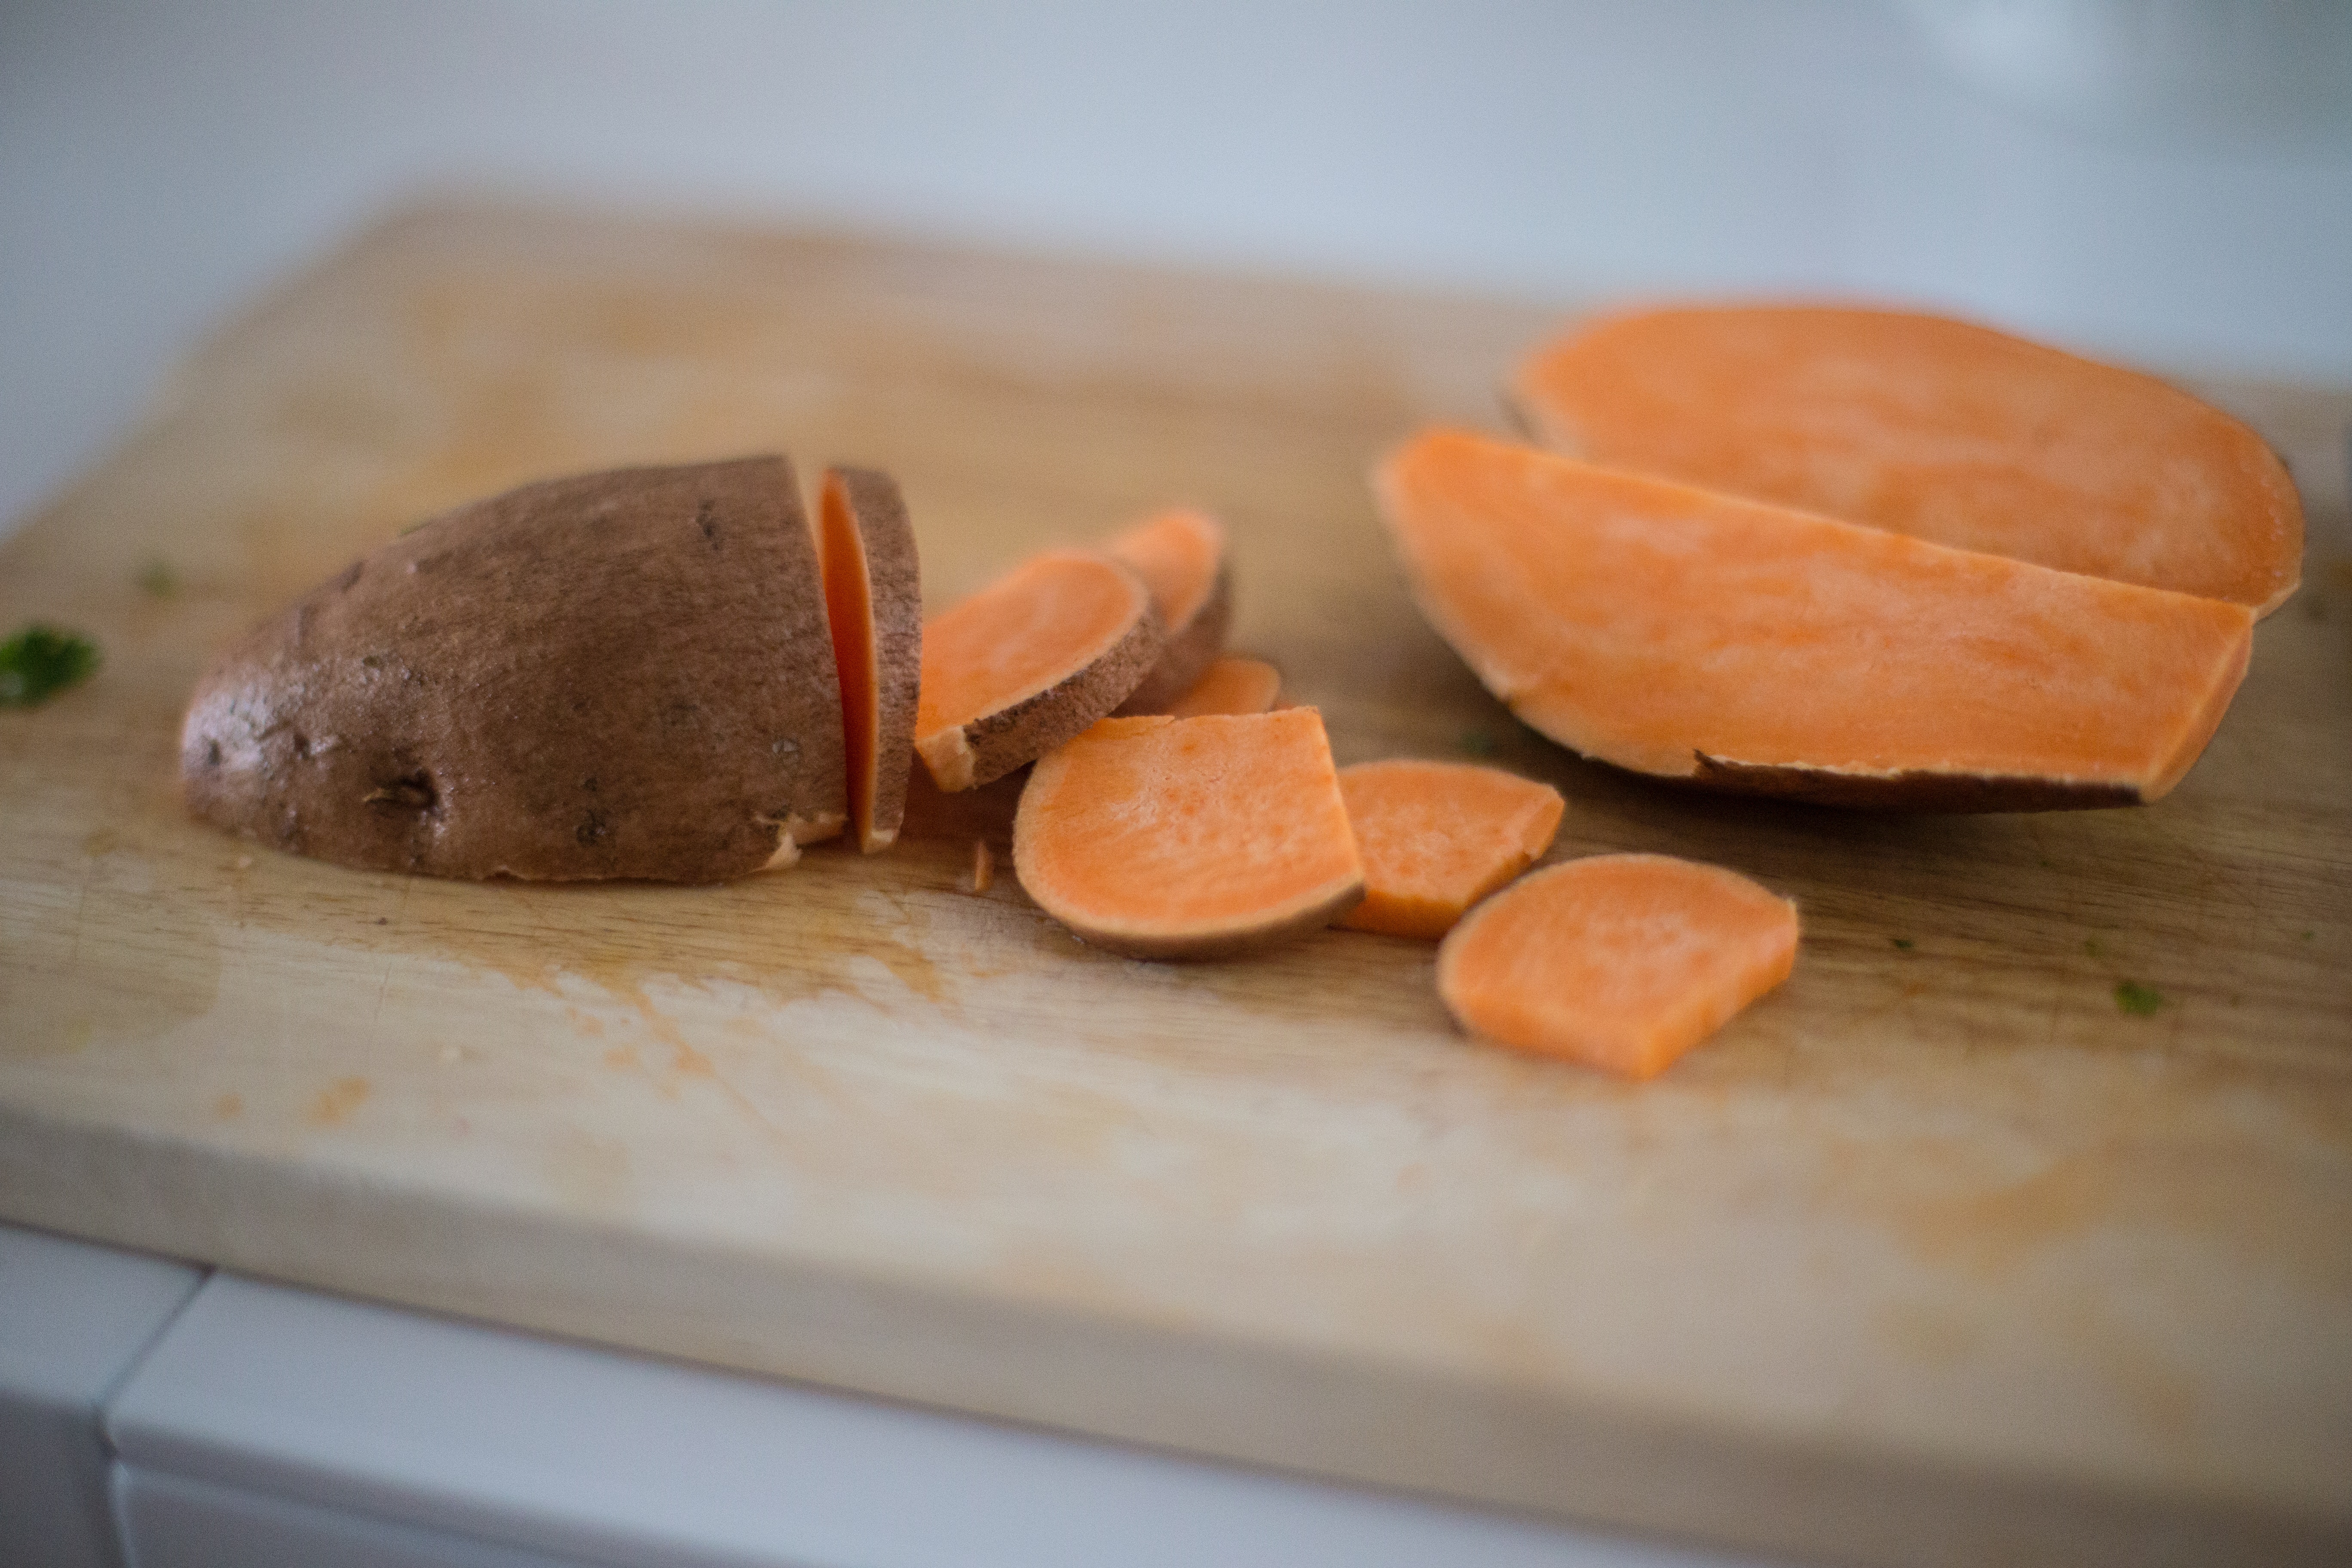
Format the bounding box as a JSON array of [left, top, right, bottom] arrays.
[[1106, 508, 1233, 714], [1012, 710, 1363, 959], [819, 466, 922, 852], [1336, 760, 1564, 939], [914, 551, 1162, 792], [1437, 854, 1798, 1078], [1168, 656, 1281, 718], [1512, 305, 2303, 615], [180, 458, 847, 881], [1376, 428, 2254, 811]]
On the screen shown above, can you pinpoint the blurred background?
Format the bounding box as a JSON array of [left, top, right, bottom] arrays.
[[5, 0, 2350, 533]]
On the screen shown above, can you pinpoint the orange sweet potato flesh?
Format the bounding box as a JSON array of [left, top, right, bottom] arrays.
[[1336, 760, 1564, 939], [1513, 306, 2303, 616], [1013, 710, 1363, 959], [819, 467, 922, 852], [1169, 656, 1282, 718], [1106, 509, 1233, 714], [1377, 428, 2254, 811], [915, 551, 1162, 792], [1437, 854, 1797, 1078]]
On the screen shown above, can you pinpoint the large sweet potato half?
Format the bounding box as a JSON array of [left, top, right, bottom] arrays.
[[181, 457, 848, 882]]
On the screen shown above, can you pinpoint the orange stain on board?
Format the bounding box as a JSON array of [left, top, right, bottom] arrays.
[[213, 1093, 243, 1120], [306, 1076, 371, 1127]]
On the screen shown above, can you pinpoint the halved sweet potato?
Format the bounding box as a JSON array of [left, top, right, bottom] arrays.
[[1376, 428, 2254, 810], [1106, 508, 1233, 713], [1012, 710, 1363, 959], [1512, 305, 2303, 615], [1336, 760, 1564, 939], [1437, 853, 1798, 1078], [1168, 656, 1282, 718], [180, 457, 846, 881], [915, 551, 1162, 792], [819, 466, 922, 852]]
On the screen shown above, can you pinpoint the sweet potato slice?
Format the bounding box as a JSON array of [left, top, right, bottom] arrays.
[[180, 457, 846, 881], [1106, 508, 1233, 714], [819, 466, 922, 852], [1336, 760, 1565, 939], [1437, 854, 1797, 1078], [1168, 656, 1282, 718], [1012, 710, 1363, 959], [1512, 305, 2303, 615], [915, 551, 1162, 792], [1376, 429, 2254, 811]]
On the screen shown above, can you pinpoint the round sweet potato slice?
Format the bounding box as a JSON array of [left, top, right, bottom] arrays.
[[1336, 760, 1565, 940], [1512, 305, 2304, 615], [1437, 854, 1798, 1079], [1105, 508, 1233, 714], [819, 466, 922, 853], [179, 457, 847, 882], [1012, 710, 1363, 959], [1376, 428, 2254, 811], [1167, 656, 1282, 718], [915, 551, 1162, 792]]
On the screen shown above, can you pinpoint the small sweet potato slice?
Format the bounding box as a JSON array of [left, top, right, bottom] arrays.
[[1437, 854, 1797, 1078], [1336, 760, 1564, 939], [180, 457, 846, 881], [1168, 656, 1282, 718], [915, 551, 1162, 792], [819, 466, 922, 852], [1106, 508, 1233, 713], [1012, 710, 1363, 959], [1512, 305, 2303, 615], [1376, 428, 2254, 811]]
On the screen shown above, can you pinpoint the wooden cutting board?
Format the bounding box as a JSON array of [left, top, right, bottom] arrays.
[[3, 204, 2347, 1567]]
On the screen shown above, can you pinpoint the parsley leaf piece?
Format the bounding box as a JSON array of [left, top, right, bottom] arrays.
[[0, 624, 100, 708], [2113, 980, 2164, 1017]]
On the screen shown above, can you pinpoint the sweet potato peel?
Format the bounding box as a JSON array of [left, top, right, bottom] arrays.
[[915, 551, 1163, 792], [1013, 710, 1363, 959], [1376, 428, 2254, 810], [1513, 305, 2303, 615], [1437, 854, 1798, 1078], [1107, 509, 1233, 714], [1337, 760, 1564, 939]]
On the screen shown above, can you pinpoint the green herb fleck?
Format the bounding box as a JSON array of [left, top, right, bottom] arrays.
[[0, 624, 100, 708], [2083, 937, 2102, 958], [1458, 729, 1498, 757], [2302, 930, 2317, 942], [2037, 857, 2056, 870], [135, 557, 178, 597], [1890, 937, 1914, 951], [2113, 980, 2164, 1017]]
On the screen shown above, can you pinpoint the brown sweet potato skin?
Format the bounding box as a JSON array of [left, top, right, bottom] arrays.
[[1688, 756, 2138, 812], [1115, 564, 1231, 716], [925, 606, 1164, 791], [180, 457, 847, 882]]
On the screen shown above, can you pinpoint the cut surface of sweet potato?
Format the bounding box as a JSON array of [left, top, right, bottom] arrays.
[[1377, 428, 2254, 811], [915, 551, 1162, 792], [1336, 760, 1564, 939], [1513, 305, 2303, 614], [819, 466, 922, 852], [1013, 710, 1363, 959], [1437, 854, 1797, 1078], [180, 457, 846, 882], [1106, 508, 1233, 713], [1168, 656, 1282, 718]]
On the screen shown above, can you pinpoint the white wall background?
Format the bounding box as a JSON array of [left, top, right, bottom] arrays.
[[4, 0, 2349, 532]]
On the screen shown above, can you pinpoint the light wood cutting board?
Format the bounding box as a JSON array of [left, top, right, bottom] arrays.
[[3, 205, 2348, 1567]]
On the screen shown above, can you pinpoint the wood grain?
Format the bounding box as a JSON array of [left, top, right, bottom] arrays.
[[2, 204, 2348, 1567]]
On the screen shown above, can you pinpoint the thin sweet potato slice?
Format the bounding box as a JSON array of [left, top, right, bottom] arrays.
[[915, 551, 1162, 792], [1336, 760, 1564, 939], [1376, 428, 2254, 811], [1168, 656, 1282, 718], [818, 466, 922, 852], [1013, 710, 1363, 959], [1437, 854, 1797, 1078], [1106, 508, 1233, 713], [1512, 305, 2303, 615], [180, 458, 846, 881]]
